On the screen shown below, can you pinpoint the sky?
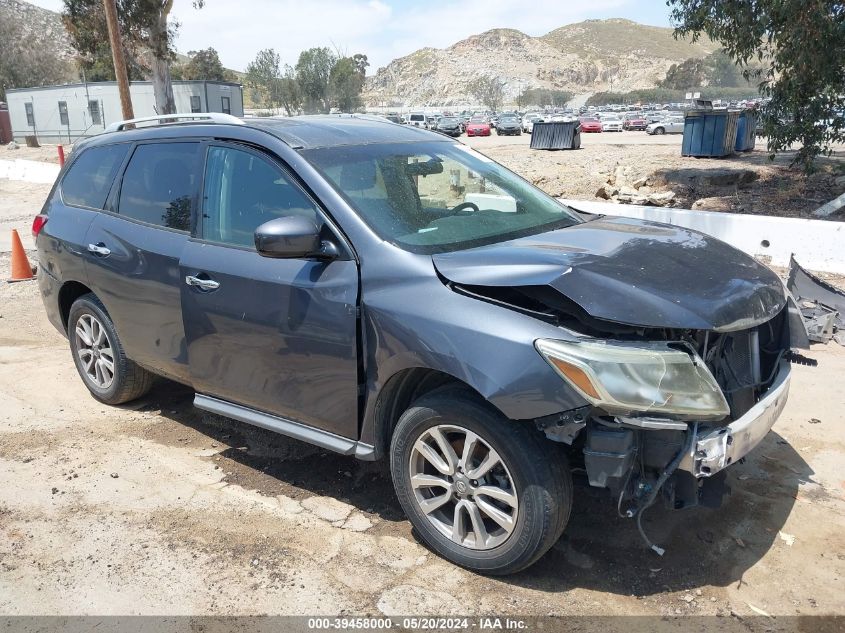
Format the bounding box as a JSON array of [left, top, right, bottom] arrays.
[[26, 0, 674, 74]]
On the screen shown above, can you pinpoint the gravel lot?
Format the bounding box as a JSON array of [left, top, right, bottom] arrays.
[[1, 155, 844, 620], [462, 132, 845, 219]]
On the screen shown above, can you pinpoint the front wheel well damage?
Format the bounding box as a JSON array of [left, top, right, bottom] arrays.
[[371, 368, 507, 460]]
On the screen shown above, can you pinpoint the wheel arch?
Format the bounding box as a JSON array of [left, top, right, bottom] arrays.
[[58, 281, 95, 332], [365, 367, 496, 461]]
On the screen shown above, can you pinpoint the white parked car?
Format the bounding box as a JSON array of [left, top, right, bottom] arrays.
[[522, 113, 541, 132], [646, 116, 686, 135], [407, 113, 427, 128], [601, 117, 623, 132]]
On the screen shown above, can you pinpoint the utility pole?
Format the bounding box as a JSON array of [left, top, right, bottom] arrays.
[[103, 0, 134, 120]]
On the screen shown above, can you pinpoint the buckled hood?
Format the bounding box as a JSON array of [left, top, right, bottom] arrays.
[[432, 216, 786, 332]]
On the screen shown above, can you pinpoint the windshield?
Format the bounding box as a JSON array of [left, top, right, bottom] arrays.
[[303, 141, 582, 254], [439, 117, 458, 125]]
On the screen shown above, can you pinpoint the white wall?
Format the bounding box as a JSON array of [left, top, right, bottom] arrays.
[[561, 198, 845, 274]]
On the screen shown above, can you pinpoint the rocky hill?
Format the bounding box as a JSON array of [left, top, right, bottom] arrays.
[[0, 0, 77, 60], [2, 0, 243, 82], [364, 19, 720, 107]]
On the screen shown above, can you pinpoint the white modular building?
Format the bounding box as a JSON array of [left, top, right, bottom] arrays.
[[5, 80, 244, 143]]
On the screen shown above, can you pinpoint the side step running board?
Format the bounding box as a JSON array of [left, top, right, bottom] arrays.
[[194, 394, 376, 460]]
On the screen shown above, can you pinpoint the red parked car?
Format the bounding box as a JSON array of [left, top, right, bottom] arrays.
[[579, 117, 603, 133], [623, 115, 648, 131], [465, 116, 492, 137]]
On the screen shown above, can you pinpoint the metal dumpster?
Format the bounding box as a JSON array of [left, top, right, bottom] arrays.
[[530, 121, 581, 150], [734, 110, 758, 152], [682, 110, 740, 157]]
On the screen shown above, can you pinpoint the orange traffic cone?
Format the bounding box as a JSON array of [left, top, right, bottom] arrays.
[[8, 229, 34, 283]]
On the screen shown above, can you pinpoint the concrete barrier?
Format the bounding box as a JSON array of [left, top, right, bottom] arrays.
[[561, 198, 845, 275], [0, 158, 61, 184]]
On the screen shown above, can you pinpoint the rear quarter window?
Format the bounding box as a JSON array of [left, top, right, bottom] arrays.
[[60, 144, 130, 209]]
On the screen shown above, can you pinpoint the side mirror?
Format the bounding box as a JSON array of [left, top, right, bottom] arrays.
[[254, 216, 323, 259]]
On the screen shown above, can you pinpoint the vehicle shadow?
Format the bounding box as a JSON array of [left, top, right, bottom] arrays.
[[136, 380, 814, 596], [133, 380, 406, 525], [508, 431, 814, 595]]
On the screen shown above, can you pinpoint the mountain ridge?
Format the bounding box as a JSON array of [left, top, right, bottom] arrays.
[[364, 19, 720, 107]]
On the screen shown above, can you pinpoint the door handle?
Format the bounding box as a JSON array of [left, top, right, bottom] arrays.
[[87, 243, 111, 256], [185, 275, 220, 291]]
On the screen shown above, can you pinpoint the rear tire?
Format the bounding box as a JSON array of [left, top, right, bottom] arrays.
[[68, 293, 155, 405], [390, 388, 572, 575]]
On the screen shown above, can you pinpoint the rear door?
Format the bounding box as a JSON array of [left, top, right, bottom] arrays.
[[39, 143, 131, 309], [179, 142, 360, 439], [84, 140, 202, 383]]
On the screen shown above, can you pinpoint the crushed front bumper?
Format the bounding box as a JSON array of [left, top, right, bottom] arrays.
[[679, 360, 791, 477]]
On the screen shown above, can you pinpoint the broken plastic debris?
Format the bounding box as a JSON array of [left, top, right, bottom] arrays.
[[746, 603, 772, 618], [778, 531, 796, 546]]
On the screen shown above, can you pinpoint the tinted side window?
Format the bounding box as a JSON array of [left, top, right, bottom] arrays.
[[61, 144, 129, 209], [202, 145, 319, 248], [118, 143, 200, 231]]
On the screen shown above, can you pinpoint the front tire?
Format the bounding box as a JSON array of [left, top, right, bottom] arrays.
[[390, 388, 571, 575], [68, 294, 155, 405], [654, 127, 665, 135]]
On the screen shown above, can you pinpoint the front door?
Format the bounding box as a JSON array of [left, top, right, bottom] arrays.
[[180, 142, 360, 439]]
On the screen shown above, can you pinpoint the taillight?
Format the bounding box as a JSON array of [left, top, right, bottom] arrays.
[[32, 214, 48, 238]]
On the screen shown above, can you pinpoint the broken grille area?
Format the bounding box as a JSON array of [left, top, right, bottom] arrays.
[[698, 308, 788, 419]]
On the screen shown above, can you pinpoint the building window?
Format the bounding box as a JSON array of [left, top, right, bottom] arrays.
[[58, 101, 69, 126], [190, 96, 202, 113], [221, 96, 231, 115], [25, 102, 35, 127], [89, 100, 101, 125]]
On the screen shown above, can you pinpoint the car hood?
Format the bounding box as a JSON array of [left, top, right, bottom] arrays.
[[432, 216, 786, 332]]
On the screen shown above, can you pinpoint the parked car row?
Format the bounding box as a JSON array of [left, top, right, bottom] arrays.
[[378, 108, 692, 139]]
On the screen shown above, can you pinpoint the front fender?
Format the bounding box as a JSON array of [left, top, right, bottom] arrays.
[[358, 276, 589, 448]]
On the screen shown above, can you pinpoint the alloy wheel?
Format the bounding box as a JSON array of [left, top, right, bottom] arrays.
[[409, 424, 518, 550], [74, 314, 115, 389]]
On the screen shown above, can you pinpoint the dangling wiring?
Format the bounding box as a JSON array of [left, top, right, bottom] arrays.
[[633, 423, 697, 556]]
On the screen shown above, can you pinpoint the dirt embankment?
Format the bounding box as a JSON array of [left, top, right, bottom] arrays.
[[465, 135, 845, 220]]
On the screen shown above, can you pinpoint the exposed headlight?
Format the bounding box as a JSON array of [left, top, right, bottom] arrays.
[[535, 339, 730, 420]]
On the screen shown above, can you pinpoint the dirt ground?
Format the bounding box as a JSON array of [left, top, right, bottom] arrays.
[[463, 132, 845, 219], [1, 155, 845, 621]]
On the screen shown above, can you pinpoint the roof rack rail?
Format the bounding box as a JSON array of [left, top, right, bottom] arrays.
[[104, 113, 244, 133]]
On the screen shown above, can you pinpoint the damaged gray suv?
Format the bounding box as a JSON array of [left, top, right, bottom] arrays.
[[35, 114, 808, 574]]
